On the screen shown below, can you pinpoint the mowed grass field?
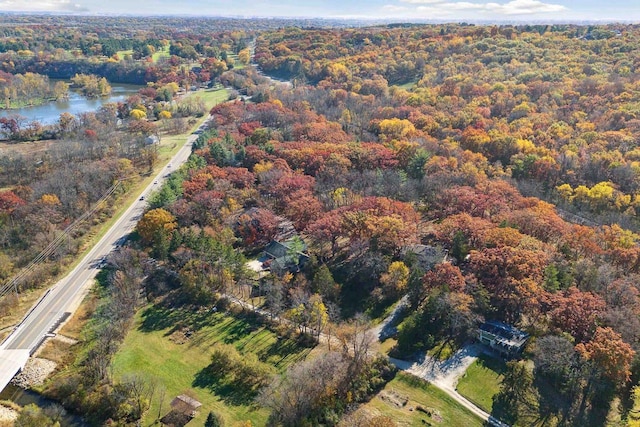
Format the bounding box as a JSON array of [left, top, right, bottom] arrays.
[[111, 305, 314, 426], [116, 45, 170, 62], [352, 372, 484, 427], [158, 87, 228, 157], [456, 354, 506, 413], [152, 45, 170, 62]]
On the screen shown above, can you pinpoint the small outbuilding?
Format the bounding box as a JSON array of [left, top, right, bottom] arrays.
[[170, 394, 202, 418], [160, 394, 202, 426], [145, 134, 160, 145], [478, 320, 529, 358]]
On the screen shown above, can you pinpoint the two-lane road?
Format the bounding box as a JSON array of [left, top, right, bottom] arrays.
[[0, 128, 202, 391]]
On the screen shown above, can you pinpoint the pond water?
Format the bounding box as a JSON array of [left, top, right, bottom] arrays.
[[0, 384, 86, 425], [0, 83, 141, 126]]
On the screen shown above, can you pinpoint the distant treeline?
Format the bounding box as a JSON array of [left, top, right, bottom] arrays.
[[0, 37, 164, 57], [6, 58, 156, 85]]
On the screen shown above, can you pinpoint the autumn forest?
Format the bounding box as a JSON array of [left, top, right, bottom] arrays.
[[1, 14, 640, 427]]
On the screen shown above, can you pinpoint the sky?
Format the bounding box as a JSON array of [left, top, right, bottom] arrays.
[[0, 0, 637, 22]]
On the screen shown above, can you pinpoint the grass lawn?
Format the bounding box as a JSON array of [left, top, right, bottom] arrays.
[[152, 45, 170, 62], [116, 49, 133, 59], [228, 53, 246, 70], [186, 87, 229, 106], [379, 337, 397, 355], [394, 80, 418, 90], [111, 305, 313, 426], [365, 298, 401, 325], [354, 372, 484, 427], [159, 87, 228, 153], [456, 354, 507, 413]]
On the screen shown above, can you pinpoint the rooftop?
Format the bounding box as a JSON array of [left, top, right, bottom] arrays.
[[479, 320, 529, 348], [170, 394, 202, 412]]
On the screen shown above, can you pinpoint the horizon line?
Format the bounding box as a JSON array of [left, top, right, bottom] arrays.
[[0, 11, 637, 25]]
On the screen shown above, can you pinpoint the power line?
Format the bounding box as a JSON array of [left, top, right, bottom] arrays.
[[0, 180, 124, 299]]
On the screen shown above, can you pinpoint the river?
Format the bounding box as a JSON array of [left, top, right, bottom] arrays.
[[0, 83, 141, 126]]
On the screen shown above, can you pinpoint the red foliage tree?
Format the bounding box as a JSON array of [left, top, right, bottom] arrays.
[[424, 263, 466, 293], [0, 190, 26, 215], [469, 246, 548, 322], [305, 211, 344, 258], [283, 189, 323, 230], [576, 327, 635, 384], [549, 287, 606, 343], [234, 208, 279, 247]]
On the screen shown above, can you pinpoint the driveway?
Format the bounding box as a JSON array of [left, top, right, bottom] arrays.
[[374, 297, 509, 426]]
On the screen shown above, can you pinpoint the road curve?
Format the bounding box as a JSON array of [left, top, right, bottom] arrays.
[[0, 122, 205, 391]]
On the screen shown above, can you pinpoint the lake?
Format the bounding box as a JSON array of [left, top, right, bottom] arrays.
[[0, 83, 141, 126]]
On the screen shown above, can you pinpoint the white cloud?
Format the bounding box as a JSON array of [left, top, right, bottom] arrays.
[[411, 0, 567, 16], [0, 0, 88, 12], [487, 0, 567, 14], [400, 0, 446, 4], [382, 4, 410, 12]]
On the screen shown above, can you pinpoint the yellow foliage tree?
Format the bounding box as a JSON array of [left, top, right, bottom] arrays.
[[158, 110, 172, 120], [588, 181, 615, 211], [627, 386, 640, 427], [136, 208, 176, 243], [380, 261, 410, 297], [130, 108, 147, 120], [238, 48, 251, 65], [556, 183, 573, 201], [253, 160, 274, 175], [378, 118, 416, 142], [40, 194, 61, 206]]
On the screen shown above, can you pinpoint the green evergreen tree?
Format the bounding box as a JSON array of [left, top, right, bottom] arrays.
[[204, 411, 224, 427]]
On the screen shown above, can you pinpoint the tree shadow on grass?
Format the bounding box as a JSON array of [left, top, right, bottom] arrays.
[[192, 367, 256, 407], [220, 320, 256, 344], [94, 268, 111, 289], [257, 337, 312, 370], [139, 304, 220, 335], [475, 353, 507, 375], [139, 305, 177, 332]]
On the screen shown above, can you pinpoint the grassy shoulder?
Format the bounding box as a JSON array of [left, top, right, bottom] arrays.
[[111, 304, 313, 426], [352, 372, 484, 427], [456, 354, 506, 413]]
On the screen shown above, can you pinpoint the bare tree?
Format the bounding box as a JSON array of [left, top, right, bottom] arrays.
[[335, 314, 375, 381], [258, 352, 348, 426], [120, 374, 157, 421]]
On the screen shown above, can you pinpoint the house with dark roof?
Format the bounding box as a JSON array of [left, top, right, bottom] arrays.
[[402, 244, 445, 270], [263, 237, 309, 275], [478, 320, 529, 358], [145, 134, 160, 145]]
